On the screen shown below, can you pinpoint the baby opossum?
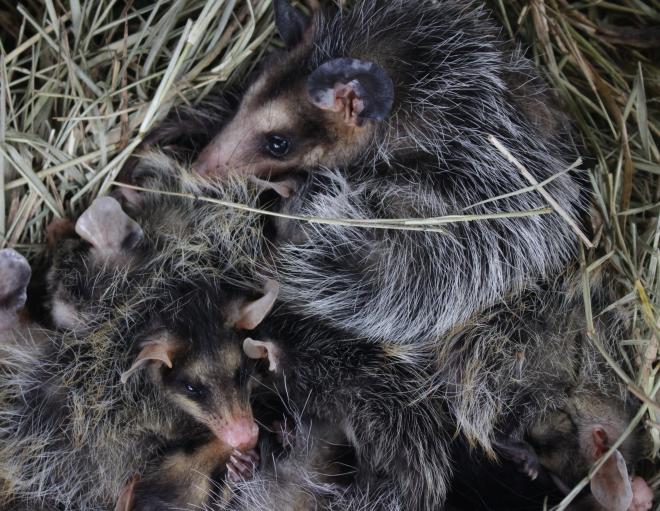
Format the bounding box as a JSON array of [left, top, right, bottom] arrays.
[[434, 271, 653, 511], [183, 0, 591, 345], [238, 316, 450, 510], [520, 392, 653, 511], [0, 187, 272, 509]]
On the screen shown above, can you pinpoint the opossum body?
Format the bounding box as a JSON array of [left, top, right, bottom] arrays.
[[0, 170, 270, 510], [239, 316, 450, 510], [183, 0, 590, 345]]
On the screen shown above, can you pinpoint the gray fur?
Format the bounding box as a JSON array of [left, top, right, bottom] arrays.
[[140, 0, 590, 344], [0, 160, 266, 510], [266, 0, 588, 343], [210, 418, 403, 511]]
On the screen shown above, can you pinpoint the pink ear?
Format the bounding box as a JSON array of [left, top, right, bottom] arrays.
[[115, 475, 140, 511], [75, 197, 143, 258], [590, 449, 633, 511], [120, 339, 177, 384], [243, 338, 280, 372], [327, 81, 366, 127], [307, 58, 394, 127], [235, 280, 279, 330]]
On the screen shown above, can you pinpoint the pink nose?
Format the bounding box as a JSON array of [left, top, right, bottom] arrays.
[[214, 418, 259, 450]]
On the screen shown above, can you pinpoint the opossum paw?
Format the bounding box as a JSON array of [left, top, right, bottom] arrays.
[[494, 439, 541, 481], [628, 476, 653, 511], [226, 448, 259, 483], [512, 449, 540, 480], [0, 249, 31, 312]]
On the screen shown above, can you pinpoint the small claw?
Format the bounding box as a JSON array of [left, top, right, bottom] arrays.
[[226, 463, 240, 483], [231, 455, 251, 475], [233, 448, 259, 465], [226, 449, 258, 482]]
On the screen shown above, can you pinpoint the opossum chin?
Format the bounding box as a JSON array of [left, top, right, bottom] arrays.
[[210, 416, 259, 451]]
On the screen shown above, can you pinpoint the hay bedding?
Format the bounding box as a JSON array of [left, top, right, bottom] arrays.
[[0, 0, 658, 507]]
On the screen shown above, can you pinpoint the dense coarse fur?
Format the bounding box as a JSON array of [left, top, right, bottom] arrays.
[[0, 161, 268, 510], [246, 315, 456, 510], [49, 154, 645, 510], [212, 418, 405, 511], [115, 157, 643, 509], [429, 271, 635, 454], [169, 0, 591, 344], [237, 265, 649, 510]]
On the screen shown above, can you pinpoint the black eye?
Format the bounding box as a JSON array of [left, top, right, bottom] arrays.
[[182, 382, 205, 397], [265, 134, 290, 157]]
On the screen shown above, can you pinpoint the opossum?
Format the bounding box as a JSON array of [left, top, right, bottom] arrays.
[[237, 316, 450, 509], [433, 270, 654, 511], [518, 392, 654, 511], [182, 0, 591, 345], [0, 184, 273, 509]]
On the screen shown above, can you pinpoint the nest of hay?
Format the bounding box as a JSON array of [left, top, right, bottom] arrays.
[[1, 0, 658, 505]]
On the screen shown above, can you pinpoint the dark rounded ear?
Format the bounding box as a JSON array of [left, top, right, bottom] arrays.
[[274, 0, 310, 48], [307, 58, 394, 127]]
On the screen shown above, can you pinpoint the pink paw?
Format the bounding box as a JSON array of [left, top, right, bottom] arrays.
[[628, 476, 653, 511], [226, 448, 259, 483]]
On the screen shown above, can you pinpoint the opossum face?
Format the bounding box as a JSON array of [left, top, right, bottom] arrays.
[[47, 197, 144, 330], [193, 0, 394, 179], [158, 333, 259, 452], [527, 399, 652, 511], [121, 282, 279, 451]]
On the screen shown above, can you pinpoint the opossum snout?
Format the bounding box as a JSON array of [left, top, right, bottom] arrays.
[[212, 416, 259, 450], [193, 118, 294, 180]]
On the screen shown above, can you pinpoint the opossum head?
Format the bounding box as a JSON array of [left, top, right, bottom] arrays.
[[47, 197, 144, 330], [120, 281, 279, 451], [0, 248, 31, 331], [528, 396, 652, 511], [194, 0, 394, 179]]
